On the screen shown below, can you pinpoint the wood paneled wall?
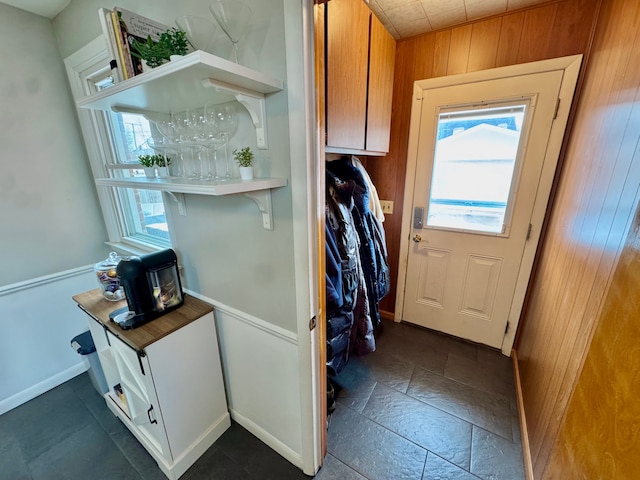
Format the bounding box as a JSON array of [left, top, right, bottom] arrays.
[[516, 0, 640, 477], [365, 0, 599, 318], [545, 198, 640, 479]]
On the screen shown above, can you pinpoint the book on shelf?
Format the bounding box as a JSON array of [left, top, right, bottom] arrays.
[[97, 6, 170, 80], [97, 7, 124, 82], [114, 7, 171, 77]]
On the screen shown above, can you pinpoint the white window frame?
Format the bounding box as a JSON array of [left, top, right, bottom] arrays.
[[64, 36, 174, 255]]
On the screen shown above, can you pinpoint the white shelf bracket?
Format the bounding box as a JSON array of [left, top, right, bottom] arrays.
[[243, 191, 274, 230], [164, 191, 187, 215], [201, 78, 269, 150]]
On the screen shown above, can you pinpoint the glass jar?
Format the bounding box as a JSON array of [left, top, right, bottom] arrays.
[[94, 252, 125, 301]]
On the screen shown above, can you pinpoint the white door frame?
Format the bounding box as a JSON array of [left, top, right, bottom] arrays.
[[395, 55, 582, 355]]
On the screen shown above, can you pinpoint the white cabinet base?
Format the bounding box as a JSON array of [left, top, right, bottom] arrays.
[[105, 396, 231, 480]]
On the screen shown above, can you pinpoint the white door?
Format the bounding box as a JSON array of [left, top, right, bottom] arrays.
[[398, 57, 582, 352]]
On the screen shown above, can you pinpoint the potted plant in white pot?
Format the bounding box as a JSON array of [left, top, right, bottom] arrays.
[[138, 154, 157, 178], [233, 147, 254, 180], [154, 154, 172, 177]]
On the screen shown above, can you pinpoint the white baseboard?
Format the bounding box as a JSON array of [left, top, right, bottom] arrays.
[[230, 408, 304, 470], [0, 362, 87, 415], [512, 349, 534, 480]]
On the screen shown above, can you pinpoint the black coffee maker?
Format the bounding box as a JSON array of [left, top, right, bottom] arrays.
[[109, 248, 183, 329]]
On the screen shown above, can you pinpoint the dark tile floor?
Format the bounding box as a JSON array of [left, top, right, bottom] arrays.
[[0, 319, 524, 480], [318, 319, 525, 480]]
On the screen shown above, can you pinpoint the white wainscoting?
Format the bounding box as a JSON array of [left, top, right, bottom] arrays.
[[0, 266, 97, 415], [185, 290, 304, 469]]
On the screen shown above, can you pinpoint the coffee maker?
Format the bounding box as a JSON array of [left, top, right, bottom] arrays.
[[109, 248, 183, 329]]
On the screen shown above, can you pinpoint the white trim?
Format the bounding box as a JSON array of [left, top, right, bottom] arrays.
[[0, 363, 87, 415], [230, 409, 304, 469], [0, 265, 92, 297], [501, 55, 582, 354], [184, 289, 298, 345]]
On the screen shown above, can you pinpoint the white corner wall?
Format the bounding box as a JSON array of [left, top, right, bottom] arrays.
[[0, 4, 108, 286]]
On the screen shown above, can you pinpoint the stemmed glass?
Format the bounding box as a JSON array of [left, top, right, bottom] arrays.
[[209, 0, 252, 63], [206, 104, 238, 180]]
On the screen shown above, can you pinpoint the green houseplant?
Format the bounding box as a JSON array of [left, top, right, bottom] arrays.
[[130, 36, 170, 69], [161, 28, 190, 57], [138, 154, 158, 178], [131, 28, 190, 69], [233, 147, 254, 180]]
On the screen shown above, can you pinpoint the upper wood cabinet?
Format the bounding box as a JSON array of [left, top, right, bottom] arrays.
[[325, 0, 396, 155]]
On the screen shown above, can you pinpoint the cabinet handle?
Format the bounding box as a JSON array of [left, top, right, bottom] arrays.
[[147, 406, 157, 424]]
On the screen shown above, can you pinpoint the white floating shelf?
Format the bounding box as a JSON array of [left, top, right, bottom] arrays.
[[95, 176, 287, 230], [77, 50, 284, 113]]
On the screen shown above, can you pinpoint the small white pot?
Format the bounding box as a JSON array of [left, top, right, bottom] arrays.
[[143, 167, 156, 178], [156, 167, 170, 178], [239, 166, 254, 180]]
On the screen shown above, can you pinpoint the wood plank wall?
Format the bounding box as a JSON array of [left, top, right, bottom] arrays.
[[545, 196, 640, 478], [365, 0, 599, 319], [516, 0, 640, 477]]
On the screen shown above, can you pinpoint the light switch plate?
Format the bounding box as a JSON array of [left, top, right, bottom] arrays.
[[380, 200, 394, 215]]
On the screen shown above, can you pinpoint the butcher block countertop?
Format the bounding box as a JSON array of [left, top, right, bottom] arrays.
[[73, 288, 213, 352]]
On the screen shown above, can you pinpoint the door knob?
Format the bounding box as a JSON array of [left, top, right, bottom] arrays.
[[413, 234, 422, 243]]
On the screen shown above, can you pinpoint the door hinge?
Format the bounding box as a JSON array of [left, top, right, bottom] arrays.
[[309, 316, 317, 331], [526, 223, 533, 241], [553, 98, 560, 119]]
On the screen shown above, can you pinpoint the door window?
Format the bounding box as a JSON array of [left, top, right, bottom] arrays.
[[426, 102, 529, 235]]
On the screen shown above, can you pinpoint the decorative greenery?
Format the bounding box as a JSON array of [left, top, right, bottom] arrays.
[[160, 28, 190, 56], [131, 36, 169, 68], [233, 147, 254, 167], [131, 28, 190, 68], [138, 154, 156, 168], [138, 154, 171, 167]]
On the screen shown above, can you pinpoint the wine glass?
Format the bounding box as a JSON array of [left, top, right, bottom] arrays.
[[207, 104, 238, 180], [209, 0, 252, 63]]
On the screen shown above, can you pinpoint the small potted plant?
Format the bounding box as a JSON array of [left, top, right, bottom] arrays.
[[138, 154, 157, 178], [130, 36, 170, 69], [161, 28, 191, 60], [154, 155, 172, 177], [233, 147, 254, 180]]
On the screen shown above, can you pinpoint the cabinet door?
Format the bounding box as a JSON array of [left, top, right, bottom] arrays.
[[326, 0, 370, 150], [366, 13, 395, 153], [107, 331, 171, 460]]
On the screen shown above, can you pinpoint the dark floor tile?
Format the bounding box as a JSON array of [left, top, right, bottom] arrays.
[[348, 350, 416, 393], [314, 453, 367, 479], [476, 349, 515, 388], [332, 363, 377, 413], [445, 353, 516, 402], [470, 427, 525, 480], [422, 452, 481, 480], [362, 383, 472, 470], [111, 429, 166, 480], [0, 429, 31, 480], [28, 422, 141, 480], [512, 414, 523, 447], [3, 383, 96, 462], [181, 447, 253, 480], [375, 329, 448, 376], [71, 373, 126, 435], [407, 367, 514, 440], [216, 422, 307, 480], [328, 404, 427, 480]]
